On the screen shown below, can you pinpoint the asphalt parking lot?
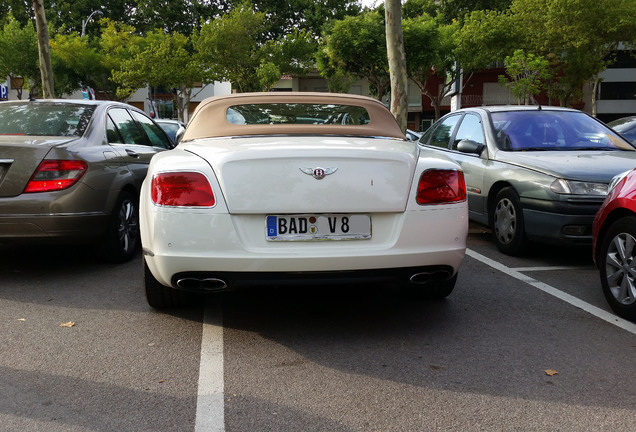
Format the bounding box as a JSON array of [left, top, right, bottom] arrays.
[[1, 226, 635, 431]]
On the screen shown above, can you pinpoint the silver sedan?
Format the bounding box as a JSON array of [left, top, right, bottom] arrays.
[[419, 105, 636, 255]]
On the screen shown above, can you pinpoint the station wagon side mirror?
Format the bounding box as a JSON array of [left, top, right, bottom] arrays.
[[174, 127, 185, 146], [457, 139, 485, 155]]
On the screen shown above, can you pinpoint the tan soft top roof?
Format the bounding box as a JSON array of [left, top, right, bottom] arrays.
[[183, 92, 405, 140]]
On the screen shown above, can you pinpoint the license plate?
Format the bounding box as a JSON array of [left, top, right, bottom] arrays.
[[266, 214, 371, 241]]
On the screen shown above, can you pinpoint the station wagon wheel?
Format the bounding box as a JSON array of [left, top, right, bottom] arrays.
[[598, 216, 636, 321], [492, 187, 527, 256], [102, 191, 139, 262]]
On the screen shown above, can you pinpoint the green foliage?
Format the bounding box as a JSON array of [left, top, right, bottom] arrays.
[[438, 0, 513, 24], [498, 49, 551, 104], [256, 62, 281, 91], [403, 14, 447, 83], [454, 9, 518, 72], [194, 2, 269, 92], [0, 1, 223, 37], [99, 19, 147, 99], [0, 0, 34, 27], [50, 33, 104, 96], [402, 0, 438, 19], [131, 0, 223, 35], [264, 29, 318, 77], [0, 0, 630, 113], [0, 13, 39, 98], [509, 0, 636, 106], [403, 14, 459, 119], [315, 45, 358, 93], [111, 30, 216, 118], [246, 0, 361, 40], [318, 11, 390, 99], [195, 2, 315, 92]]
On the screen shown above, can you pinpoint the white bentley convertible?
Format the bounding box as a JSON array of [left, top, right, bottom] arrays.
[[140, 93, 468, 308]]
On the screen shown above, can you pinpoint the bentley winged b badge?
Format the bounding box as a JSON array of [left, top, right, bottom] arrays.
[[299, 167, 338, 180]]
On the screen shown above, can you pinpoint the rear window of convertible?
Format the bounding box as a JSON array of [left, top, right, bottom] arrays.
[[226, 103, 371, 126]]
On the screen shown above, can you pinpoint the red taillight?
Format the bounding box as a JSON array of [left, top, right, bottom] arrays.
[[416, 169, 466, 204], [152, 172, 215, 207], [24, 160, 88, 193]]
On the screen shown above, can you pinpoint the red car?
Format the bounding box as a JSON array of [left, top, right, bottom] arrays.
[[593, 169, 636, 321]]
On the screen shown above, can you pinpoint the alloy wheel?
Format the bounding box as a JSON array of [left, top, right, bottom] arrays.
[[117, 198, 139, 255], [604, 232, 636, 306]]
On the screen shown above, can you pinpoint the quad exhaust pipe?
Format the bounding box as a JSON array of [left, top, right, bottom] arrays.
[[176, 277, 228, 292]]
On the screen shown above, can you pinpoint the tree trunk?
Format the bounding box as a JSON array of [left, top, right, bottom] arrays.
[[32, 0, 54, 98], [591, 76, 600, 117], [385, 0, 408, 133], [423, 88, 441, 121]]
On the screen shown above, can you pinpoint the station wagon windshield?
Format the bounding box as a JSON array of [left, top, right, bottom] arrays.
[[0, 103, 95, 137], [492, 110, 634, 152], [226, 103, 371, 126]]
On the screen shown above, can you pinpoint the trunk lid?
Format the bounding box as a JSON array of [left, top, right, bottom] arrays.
[[182, 136, 418, 213], [0, 136, 71, 197]]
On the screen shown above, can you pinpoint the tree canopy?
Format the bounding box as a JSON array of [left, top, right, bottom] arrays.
[[318, 11, 390, 100], [0, 13, 38, 98], [0, 0, 634, 119]]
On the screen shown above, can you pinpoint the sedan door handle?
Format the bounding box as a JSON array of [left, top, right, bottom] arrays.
[[125, 149, 140, 158]]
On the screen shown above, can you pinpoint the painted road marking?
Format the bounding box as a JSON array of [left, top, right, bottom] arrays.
[[509, 266, 590, 272], [193, 250, 636, 432], [467, 248, 636, 335], [195, 299, 224, 432]]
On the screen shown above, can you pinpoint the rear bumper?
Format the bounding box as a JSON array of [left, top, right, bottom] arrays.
[[0, 182, 115, 243], [0, 212, 110, 243], [169, 265, 456, 292], [141, 206, 469, 289]]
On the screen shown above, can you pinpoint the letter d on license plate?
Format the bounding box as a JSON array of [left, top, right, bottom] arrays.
[[266, 214, 371, 241]]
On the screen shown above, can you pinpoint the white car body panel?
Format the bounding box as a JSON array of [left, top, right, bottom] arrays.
[[139, 92, 468, 306], [182, 136, 418, 213], [141, 137, 468, 287]]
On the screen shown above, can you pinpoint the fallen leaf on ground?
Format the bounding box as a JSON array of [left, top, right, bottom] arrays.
[[60, 321, 75, 327], [544, 369, 559, 376]]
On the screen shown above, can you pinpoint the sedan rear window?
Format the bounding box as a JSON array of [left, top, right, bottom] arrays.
[[0, 102, 95, 137], [226, 103, 371, 126], [492, 110, 634, 152]]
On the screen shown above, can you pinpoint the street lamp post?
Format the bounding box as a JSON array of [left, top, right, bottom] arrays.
[[81, 10, 103, 37]]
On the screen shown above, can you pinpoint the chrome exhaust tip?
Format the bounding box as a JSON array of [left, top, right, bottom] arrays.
[[201, 278, 228, 291], [176, 277, 228, 291], [409, 270, 451, 285]]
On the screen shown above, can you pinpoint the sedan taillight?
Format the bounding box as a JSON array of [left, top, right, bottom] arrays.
[[416, 169, 466, 204], [152, 172, 215, 207], [24, 160, 88, 193]]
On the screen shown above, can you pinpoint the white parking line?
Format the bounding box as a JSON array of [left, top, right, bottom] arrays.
[[195, 299, 225, 432], [509, 266, 590, 272], [466, 248, 636, 335], [193, 250, 636, 431]]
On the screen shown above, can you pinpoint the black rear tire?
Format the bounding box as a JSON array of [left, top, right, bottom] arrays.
[[101, 191, 139, 263], [144, 259, 189, 309]]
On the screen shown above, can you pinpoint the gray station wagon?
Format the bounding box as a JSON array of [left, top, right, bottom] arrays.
[[419, 105, 636, 255]]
